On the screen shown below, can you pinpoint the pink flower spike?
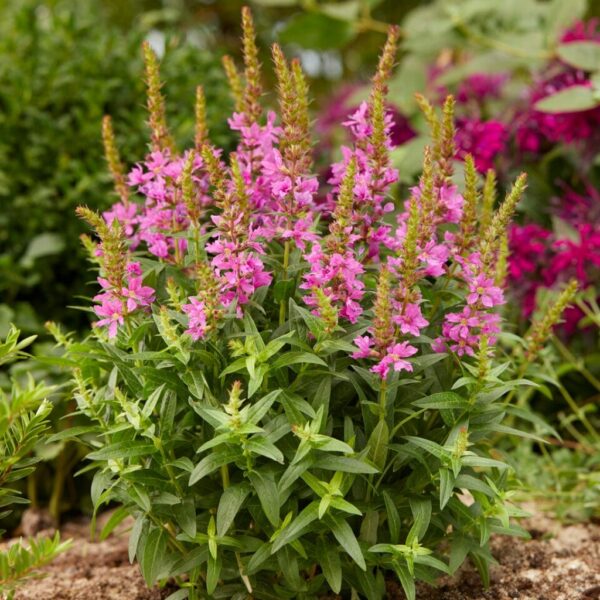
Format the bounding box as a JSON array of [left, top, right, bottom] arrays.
[[182, 297, 209, 341]]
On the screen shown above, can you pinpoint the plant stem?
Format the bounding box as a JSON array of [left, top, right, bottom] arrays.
[[279, 240, 291, 326], [552, 334, 600, 393], [378, 380, 387, 417]]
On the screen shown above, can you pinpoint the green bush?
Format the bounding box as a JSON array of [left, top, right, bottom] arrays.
[[0, 0, 233, 333]]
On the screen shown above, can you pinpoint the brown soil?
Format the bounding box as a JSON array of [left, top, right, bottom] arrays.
[[7, 509, 600, 599], [8, 512, 167, 600]]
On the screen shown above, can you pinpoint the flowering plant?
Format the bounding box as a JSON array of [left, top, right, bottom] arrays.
[[56, 10, 574, 599]]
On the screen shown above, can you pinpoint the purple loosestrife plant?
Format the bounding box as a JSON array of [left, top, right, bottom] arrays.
[[55, 10, 574, 600]]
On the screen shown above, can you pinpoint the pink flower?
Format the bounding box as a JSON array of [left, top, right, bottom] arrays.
[[456, 73, 507, 104], [94, 297, 125, 338], [301, 247, 365, 324], [352, 335, 374, 359], [121, 277, 155, 312], [370, 342, 418, 379], [182, 297, 209, 341], [455, 118, 508, 172], [392, 302, 429, 337], [466, 274, 504, 308], [549, 224, 600, 285], [445, 307, 481, 340]]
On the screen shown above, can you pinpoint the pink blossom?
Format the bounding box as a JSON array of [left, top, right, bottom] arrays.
[[121, 277, 155, 312], [370, 342, 418, 379], [466, 274, 505, 308], [549, 224, 600, 286], [182, 297, 209, 341], [94, 297, 125, 338], [392, 303, 429, 337], [352, 335, 375, 359]]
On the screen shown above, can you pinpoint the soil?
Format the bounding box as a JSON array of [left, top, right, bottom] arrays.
[[5, 508, 600, 599]]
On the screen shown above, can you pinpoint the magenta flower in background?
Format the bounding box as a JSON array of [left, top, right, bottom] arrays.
[[560, 18, 600, 43], [456, 73, 507, 104], [455, 117, 508, 172], [549, 224, 600, 286]]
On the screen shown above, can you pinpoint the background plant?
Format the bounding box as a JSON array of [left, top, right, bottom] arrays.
[[0, 0, 233, 334], [0, 326, 70, 599]]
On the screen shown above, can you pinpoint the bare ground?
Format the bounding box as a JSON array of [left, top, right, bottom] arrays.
[[6, 509, 600, 599]]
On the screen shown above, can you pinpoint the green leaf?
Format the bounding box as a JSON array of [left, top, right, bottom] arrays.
[[314, 455, 378, 474], [412, 392, 470, 410], [403, 436, 448, 461], [279, 13, 354, 50], [245, 437, 284, 463], [249, 471, 280, 527], [272, 502, 319, 552], [128, 516, 145, 563], [140, 527, 168, 585], [407, 498, 431, 544], [217, 485, 250, 536], [247, 542, 273, 574], [87, 441, 157, 461], [439, 468, 455, 510], [19, 233, 65, 266], [367, 420, 389, 470], [246, 389, 282, 424], [556, 41, 600, 72], [383, 491, 401, 543], [174, 497, 196, 538], [189, 449, 239, 485], [461, 455, 508, 469], [534, 85, 600, 114], [317, 539, 342, 593], [320, 1, 361, 21], [394, 562, 415, 600], [206, 553, 221, 595], [100, 506, 129, 541], [327, 514, 366, 570], [270, 351, 327, 371]]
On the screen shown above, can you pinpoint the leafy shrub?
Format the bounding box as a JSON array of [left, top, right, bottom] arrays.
[[0, 326, 70, 598], [0, 0, 233, 333], [56, 10, 574, 599]]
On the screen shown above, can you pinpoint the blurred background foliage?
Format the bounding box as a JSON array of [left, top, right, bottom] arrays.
[[0, 0, 233, 335]]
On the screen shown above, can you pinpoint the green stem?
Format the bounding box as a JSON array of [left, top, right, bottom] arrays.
[[279, 241, 291, 326], [555, 380, 600, 442], [552, 334, 600, 393], [221, 464, 230, 490], [378, 380, 387, 417], [49, 445, 69, 521]]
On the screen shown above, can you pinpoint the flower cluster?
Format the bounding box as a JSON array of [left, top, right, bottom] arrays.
[[85, 16, 530, 386]]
